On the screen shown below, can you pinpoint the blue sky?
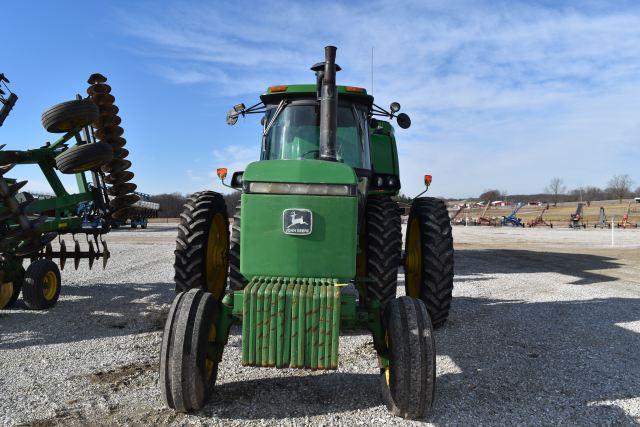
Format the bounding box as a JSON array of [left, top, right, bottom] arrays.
[[1, 1, 639, 198]]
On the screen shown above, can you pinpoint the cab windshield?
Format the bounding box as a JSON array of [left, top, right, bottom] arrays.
[[261, 101, 371, 170]]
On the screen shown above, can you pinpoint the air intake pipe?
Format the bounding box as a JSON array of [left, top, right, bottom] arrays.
[[317, 46, 338, 162]]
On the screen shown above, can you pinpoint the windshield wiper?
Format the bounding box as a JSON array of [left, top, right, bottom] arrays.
[[263, 100, 288, 136]]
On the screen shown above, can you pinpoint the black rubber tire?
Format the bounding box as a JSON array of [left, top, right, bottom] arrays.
[[228, 202, 246, 291], [380, 296, 436, 419], [174, 191, 229, 296], [41, 99, 99, 133], [405, 197, 454, 327], [160, 289, 220, 412], [55, 143, 114, 174], [364, 196, 402, 306], [22, 259, 61, 310]]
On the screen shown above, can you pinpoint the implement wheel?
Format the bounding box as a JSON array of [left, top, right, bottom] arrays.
[[0, 281, 21, 309], [22, 259, 61, 310], [174, 191, 229, 297], [405, 197, 454, 327], [381, 296, 436, 419], [41, 99, 99, 133], [55, 143, 114, 174], [360, 196, 402, 306], [160, 289, 221, 412]]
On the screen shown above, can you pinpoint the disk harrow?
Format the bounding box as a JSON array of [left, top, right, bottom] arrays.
[[87, 74, 138, 219], [0, 73, 135, 310]]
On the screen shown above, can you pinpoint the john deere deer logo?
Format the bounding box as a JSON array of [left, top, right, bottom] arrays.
[[283, 209, 312, 235]]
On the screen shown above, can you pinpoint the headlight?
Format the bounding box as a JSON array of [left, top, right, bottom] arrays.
[[248, 182, 354, 196], [387, 177, 395, 187], [375, 176, 384, 187]]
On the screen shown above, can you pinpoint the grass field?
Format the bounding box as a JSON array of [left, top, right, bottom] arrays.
[[449, 199, 640, 226]]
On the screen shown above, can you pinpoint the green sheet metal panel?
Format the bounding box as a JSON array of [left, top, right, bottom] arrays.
[[369, 121, 399, 176], [240, 192, 357, 280], [243, 159, 357, 185]]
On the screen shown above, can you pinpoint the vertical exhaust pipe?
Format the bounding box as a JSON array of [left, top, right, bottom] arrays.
[[318, 46, 338, 161]]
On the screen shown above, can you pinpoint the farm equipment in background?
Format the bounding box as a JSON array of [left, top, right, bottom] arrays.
[[617, 201, 638, 229], [500, 202, 525, 227], [594, 207, 608, 228], [160, 46, 454, 420], [449, 203, 467, 225], [109, 192, 159, 229], [569, 202, 586, 228], [0, 74, 138, 310], [527, 204, 552, 228], [474, 201, 497, 226]]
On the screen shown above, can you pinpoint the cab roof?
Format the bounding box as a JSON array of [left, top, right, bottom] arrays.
[[260, 84, 373, 105]]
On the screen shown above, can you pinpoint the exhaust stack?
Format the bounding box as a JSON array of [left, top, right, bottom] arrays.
[[317, 46, 338, 162]]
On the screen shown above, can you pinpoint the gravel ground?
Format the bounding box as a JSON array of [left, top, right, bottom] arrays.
[[1, 224, 639, 426]]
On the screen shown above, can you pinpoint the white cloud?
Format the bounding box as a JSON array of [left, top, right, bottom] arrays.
[[118, 1, 640, 197]]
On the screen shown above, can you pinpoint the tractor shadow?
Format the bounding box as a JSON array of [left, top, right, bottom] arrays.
[[205, 372, 381, 420], [429, 296, 640, 425], [453, 249, 623, 285], [0, 281, 174, 350]]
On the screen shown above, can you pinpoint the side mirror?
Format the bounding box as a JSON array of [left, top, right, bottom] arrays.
[[390, 102, 401, 113], [226, 109, 239, 125], [396, 113, 411, 129], [226, 103, 247, 126]]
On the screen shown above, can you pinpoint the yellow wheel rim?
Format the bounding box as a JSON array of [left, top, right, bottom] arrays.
[[205, 213, 228, 299], [384, 332, 391, 385], [0, 282, 14, 309], [205, 321, 217, 379], [42, 271, 58, 301], [405, 216, 422, 298]]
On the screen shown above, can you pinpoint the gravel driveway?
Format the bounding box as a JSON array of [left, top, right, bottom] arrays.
[[1, 225, 638, 425]]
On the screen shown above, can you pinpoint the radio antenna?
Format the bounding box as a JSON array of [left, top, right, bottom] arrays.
[[371, 46, 374, 95]]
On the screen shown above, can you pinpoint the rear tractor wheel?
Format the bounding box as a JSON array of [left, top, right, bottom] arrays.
[[360, 196, 402, 306], [380, 296, 436, 419], [22, 259, 61, 310], [405, 197, 454, 327], [160, 289, 221, 412], [174, 191, 229, 298]]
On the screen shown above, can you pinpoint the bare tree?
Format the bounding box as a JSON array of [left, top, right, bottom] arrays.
[[607, 174, 633, 202], [583, 186, 601, 207], [545, 177, 566, 207], [479, 189, 501, 203]]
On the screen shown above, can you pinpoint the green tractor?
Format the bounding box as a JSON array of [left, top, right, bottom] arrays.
[[161, 46, 454, 419]]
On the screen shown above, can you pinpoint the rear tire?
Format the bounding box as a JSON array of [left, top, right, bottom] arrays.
[[380, 296, 436, 419], [55, 143, 114, 174], [41, 99, 99, 133], [228, 202, 246, 291], [405, 197, 454, 327], [174, 192, 229, 299], [22, 259, 61, 310], [363, 196, 402, 306], [160, 289, 221, 412]]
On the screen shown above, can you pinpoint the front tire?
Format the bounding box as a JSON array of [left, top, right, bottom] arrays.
[[405, 197, 454, 327], [174, 191, 229, 298], [160, 289, 221, 412], [22, 259, 61, 310], [380, 296, 436, 419]]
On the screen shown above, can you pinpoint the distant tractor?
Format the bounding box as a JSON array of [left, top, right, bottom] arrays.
[[569, 203, 586, 228], [160, 47, 454, 419]]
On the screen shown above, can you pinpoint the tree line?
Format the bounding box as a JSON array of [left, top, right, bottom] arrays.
[[149, 192, 241, 218], [476, 174, 638, 207]]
